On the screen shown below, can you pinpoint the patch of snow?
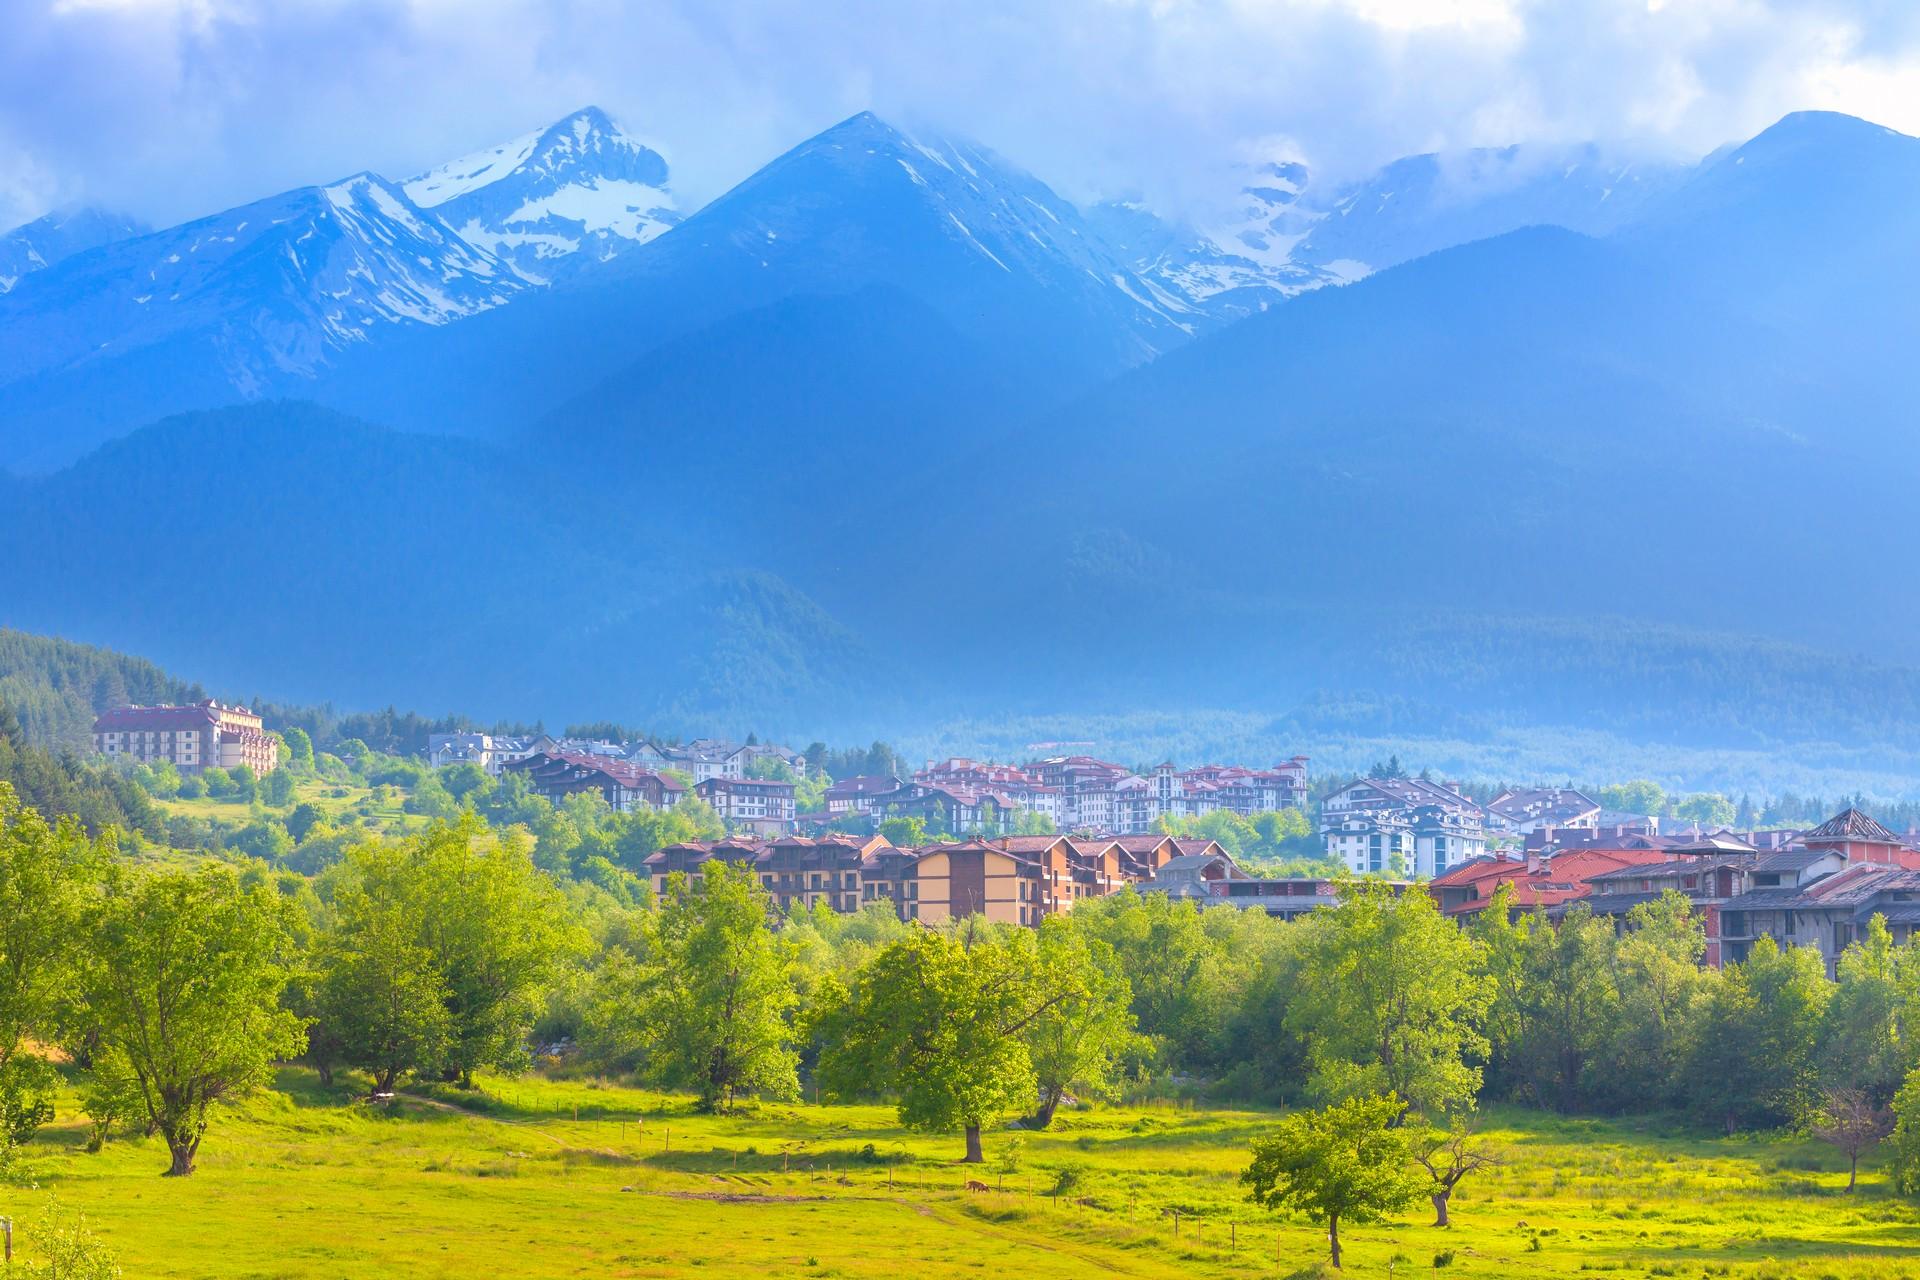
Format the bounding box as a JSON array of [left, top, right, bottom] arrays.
[[501, 179, 675, 242], [945, 212, 1009, 271], [405, 128, 544, 208]]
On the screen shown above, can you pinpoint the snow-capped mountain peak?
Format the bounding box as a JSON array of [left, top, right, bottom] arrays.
[[0, 169, 523, 417], [406, 106, 679, 282], [1085, 194, 1333, 324], [0, 206, 149, 294]]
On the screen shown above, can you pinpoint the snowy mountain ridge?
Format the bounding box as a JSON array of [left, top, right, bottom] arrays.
[[407, 106, 679, 283], [0, 171, 523, 395], [0, 207, 149, 294], [1086, 141, 1690, 313]]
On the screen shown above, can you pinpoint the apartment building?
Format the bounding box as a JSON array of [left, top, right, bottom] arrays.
[[694, 776, 798, 837], [93, 700, 279, 775], [500, 751, 684, 813]]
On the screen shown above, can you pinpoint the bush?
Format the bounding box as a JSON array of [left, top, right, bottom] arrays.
[[1889, 1066, 1920, 1197], [16, 1203, 122, 1280], [0, 1055, 57, 1145], [260, 768, 295, 807], [177, 775, 207, 799], [228, 818, 293, 863]]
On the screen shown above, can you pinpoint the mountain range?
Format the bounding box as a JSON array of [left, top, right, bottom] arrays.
[[4, 106, 1920, 789]]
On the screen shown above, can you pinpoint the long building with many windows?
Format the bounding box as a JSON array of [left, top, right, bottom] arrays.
[[92, 699, 279, 775]]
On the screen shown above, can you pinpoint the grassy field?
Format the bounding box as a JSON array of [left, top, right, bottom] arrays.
[[151, 774, 424, 833], [6, 1072, 1919, 1279]]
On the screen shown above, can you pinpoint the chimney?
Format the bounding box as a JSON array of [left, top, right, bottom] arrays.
[[1526, 848, 1542, 875]]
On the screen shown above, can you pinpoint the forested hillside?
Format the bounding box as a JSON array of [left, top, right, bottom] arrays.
[[0, 627, 202, 747]]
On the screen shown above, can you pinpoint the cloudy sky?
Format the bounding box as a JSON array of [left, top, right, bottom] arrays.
[[5, 0, 1920, 231]]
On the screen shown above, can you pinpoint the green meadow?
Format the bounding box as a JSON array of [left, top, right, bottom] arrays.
[[151, 774, 423, 832], [8, 1070, 1918, 1279]]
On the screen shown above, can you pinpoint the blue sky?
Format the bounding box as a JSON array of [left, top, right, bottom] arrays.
[[6, 0, 1920, 231]]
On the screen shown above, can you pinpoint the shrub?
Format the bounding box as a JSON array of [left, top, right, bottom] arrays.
[[17, 1203, 122, 1280]]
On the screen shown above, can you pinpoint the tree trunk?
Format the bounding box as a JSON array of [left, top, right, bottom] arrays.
[[1327, 1213, 1342, 1269], [963, 1124, 984, 1163], [1848, 1154, 1859, 1191], [1432, 1190, 1451, 1228], [1032, 1089, 1061, 1129], [165, 1136, 197, 1177], [316, 1061, 333, 1087]]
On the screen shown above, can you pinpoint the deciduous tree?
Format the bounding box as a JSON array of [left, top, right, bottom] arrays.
[[1814, 1086, 1893, 1191], [77, 866, 304, 1175], [1022, 918, 1137, 1127], [588, 861, 799, 1111], [316, 820, 571, 1092], [1242, 1092, 1423, 1269], [1691, 937, 1830, 1132], [1821, 915, 1908, 1103], [1288, 879, 1492, 1118], [0, 784, 106, 1145], [816, 926, 1072, 1162], [1413, 1119, 1500, 1227]]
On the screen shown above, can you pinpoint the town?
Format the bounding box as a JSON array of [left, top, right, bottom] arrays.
[[86, 708, 1920, 979]]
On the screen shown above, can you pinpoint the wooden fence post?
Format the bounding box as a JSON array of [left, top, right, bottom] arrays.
[[2, 1216, 12, 1264]]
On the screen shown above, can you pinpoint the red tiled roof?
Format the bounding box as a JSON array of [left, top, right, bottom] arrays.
[[1434, 848, 1673, 916]]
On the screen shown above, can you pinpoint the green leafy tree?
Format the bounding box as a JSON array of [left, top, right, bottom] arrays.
[[1603, 890, 1710, 1106], [0, 784, 106, 1146], [286, 801, 327, 844], [438, 762, 491, 801], [1505, 905, 1619, 1112], [281, 726, 315, 772], [816, 926, 1068, 1162], [319, 820, 570, 1089], [1288, 878, 1492, 1118], [1691, 936, 1830, 1132], [317, 852, 455, 1093], [1022, 918, 1138, 1127], [1011, 807, 1056, 836], [1889, 1065, 1920, 1197], [76, 865, 304, 1175], [587, 861, 799, 1111], [1596, 780, 1665, 817], [1671, 792, 1735, 826], [1252, 807, 1314, 858], [406, 774, 458, 820], [1242, 1092, 1424, 1269], [879, 815, 927, 848], [1072, 889, 1226, 1070], [259, 767, 295, 807], [1821, 914, 1908, 1103]]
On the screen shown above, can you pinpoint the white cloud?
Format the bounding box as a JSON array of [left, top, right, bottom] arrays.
[[3, 0, 1919, 233]]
